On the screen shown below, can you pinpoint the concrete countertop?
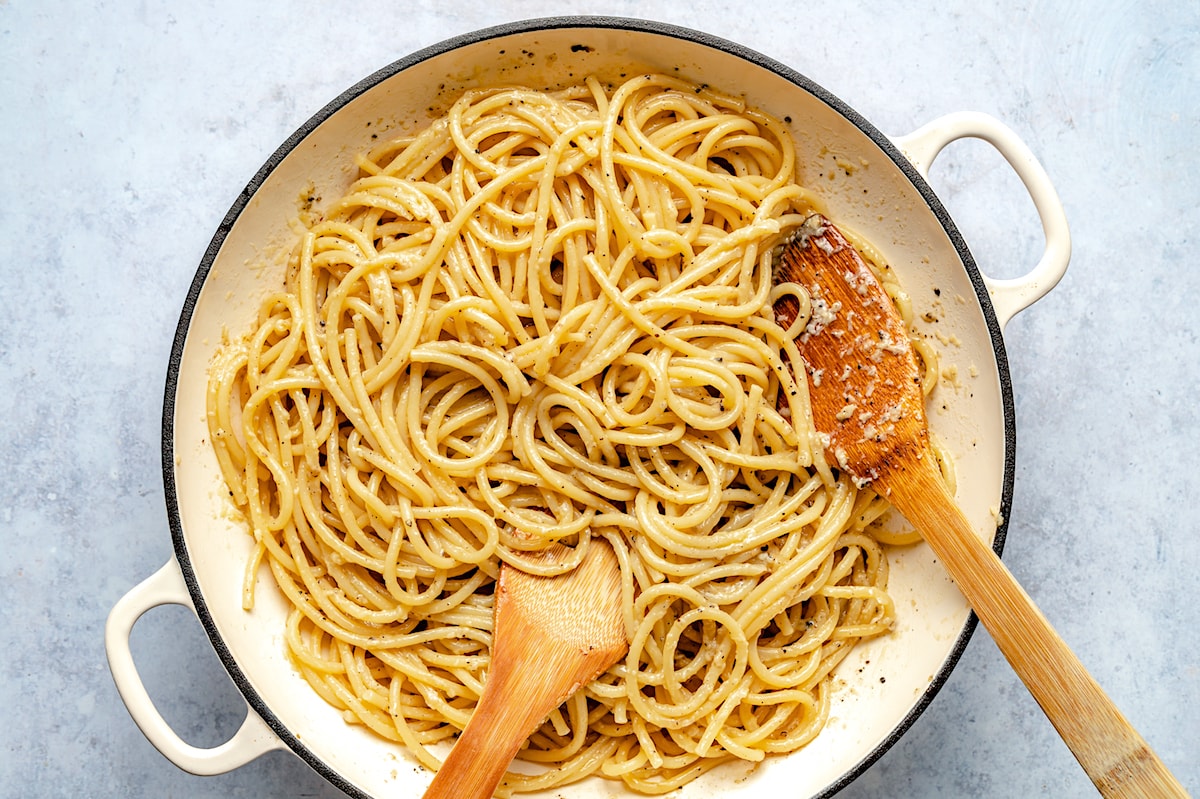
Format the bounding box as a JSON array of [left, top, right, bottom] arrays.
[[1, 1, 1196, 796]]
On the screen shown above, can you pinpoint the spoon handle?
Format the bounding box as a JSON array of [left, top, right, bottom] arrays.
[[421, 651, 548, 799], [879, 452, 1189, 798]]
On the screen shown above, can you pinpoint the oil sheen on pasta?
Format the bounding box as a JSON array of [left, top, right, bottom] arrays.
[[206, 73, 934, 795]]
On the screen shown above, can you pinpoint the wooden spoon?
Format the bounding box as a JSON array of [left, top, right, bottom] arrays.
[[773, 215, 1188, 798], [422, 539, 628, 799]]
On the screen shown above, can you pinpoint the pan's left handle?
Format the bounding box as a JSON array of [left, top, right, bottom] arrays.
[[892, 111, 1070, 330], [105, 559, 284, 774]]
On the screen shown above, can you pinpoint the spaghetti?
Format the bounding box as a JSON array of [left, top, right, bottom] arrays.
[[207, 73, 936, 795]]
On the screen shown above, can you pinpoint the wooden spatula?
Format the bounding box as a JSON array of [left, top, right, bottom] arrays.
[[774, 215, 1188, 798], [421, 540, 628, 799]]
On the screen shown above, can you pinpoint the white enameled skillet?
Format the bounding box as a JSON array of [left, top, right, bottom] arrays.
[[107, 17, 1068, 799]]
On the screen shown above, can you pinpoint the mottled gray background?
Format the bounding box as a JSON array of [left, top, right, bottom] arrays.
[[1, 1, 1196, 797]]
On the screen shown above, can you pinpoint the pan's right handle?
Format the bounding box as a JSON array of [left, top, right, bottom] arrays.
[[892, 111, 1071, 331], [105, 559, 284, 774]]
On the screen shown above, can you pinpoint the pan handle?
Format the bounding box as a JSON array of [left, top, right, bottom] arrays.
[[892, 112, 1070, 330], [105, 559, 285, 774]]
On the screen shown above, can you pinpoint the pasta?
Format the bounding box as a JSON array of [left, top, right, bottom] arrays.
[[206, 73, 937, 795]]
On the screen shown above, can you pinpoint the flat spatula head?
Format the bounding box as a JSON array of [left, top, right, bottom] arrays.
[[773, 215, 930, 487]]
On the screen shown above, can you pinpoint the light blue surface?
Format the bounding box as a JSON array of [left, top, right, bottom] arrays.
[[1, 1, 1197, 796]]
